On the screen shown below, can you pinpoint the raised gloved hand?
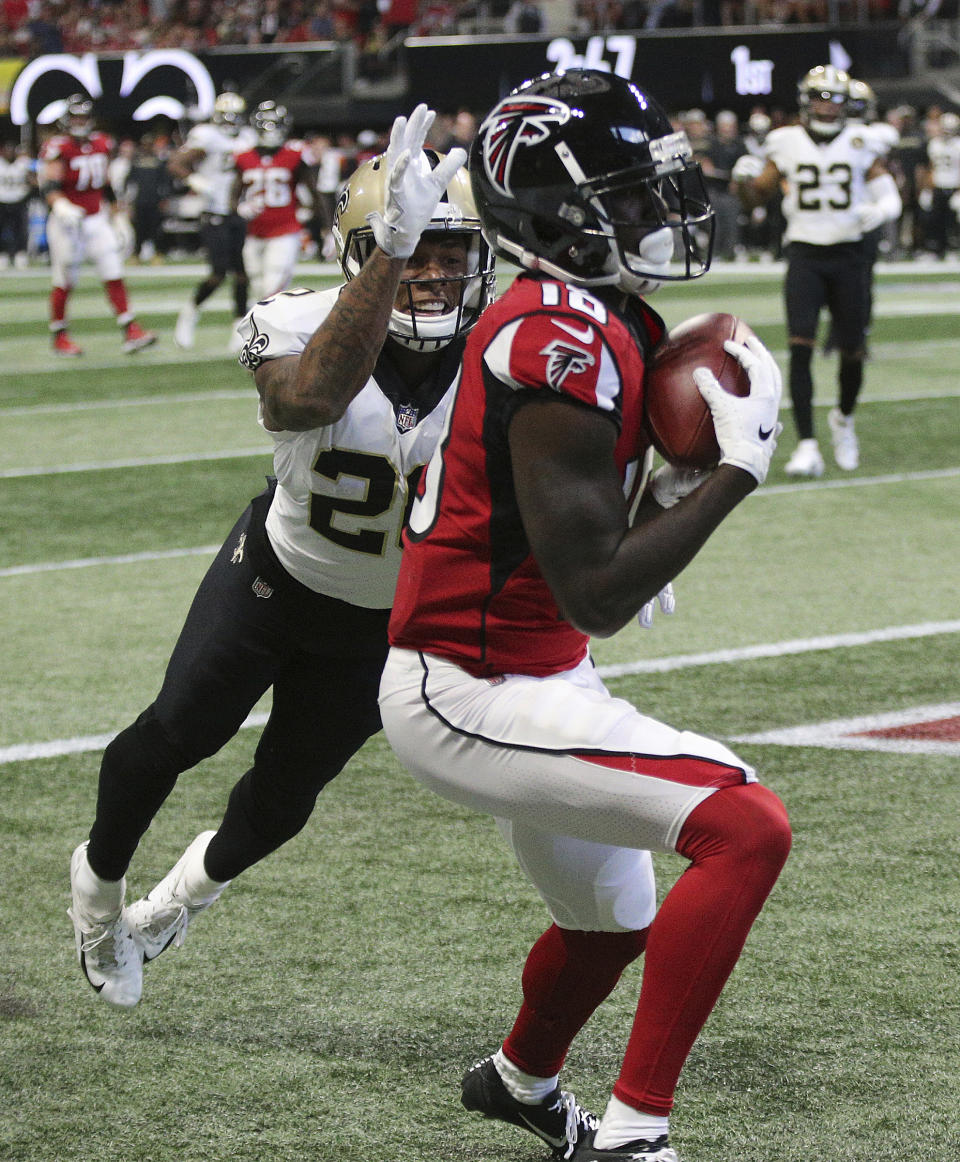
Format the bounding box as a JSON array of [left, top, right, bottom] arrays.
[[365, 103, 467, 259], [731, 154, 765, 182], [638, 583, 676, 630], [51, 197, 85, 227], [694, 335, 783, 485], [649, 463, 712, 509], [111, 211, 135, 258]]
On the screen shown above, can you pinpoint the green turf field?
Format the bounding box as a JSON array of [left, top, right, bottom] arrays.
[[1, 259, 958, 1161]]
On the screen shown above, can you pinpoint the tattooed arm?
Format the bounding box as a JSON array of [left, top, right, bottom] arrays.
[[255, 249, 408, 432]]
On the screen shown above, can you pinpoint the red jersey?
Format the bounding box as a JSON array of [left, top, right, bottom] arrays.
[[234, 141, 313, 238], [389, 273, 665, 679], [40, 132, 113, 216]]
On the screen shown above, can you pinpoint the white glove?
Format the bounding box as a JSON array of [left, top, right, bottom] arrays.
[[649, 463, 712, 509], [918, 188, 933, 211], [51, 197, 85, 226], [112, 211, 135, 257], [365, 103, 467, 259], [185, 172, 213, 197], [638, 583, 676, 629], [950, 190, 960, 217], [856, 203, 887, 234], [731, 154, 765, 182], [693, 335, 783, 485], [236, 198, 262, 221]]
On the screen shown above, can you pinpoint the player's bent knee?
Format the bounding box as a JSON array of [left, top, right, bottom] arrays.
[[678, 783, 791, 872]]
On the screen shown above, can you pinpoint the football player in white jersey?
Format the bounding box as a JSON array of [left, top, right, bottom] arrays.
[[923, 110, 960, 259], [168, 92, 258, 350], [734, 65, 902, 476], [822, 78, 901, 355], [68, 106, 495, 1014]]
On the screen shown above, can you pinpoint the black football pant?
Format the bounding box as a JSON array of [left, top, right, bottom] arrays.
[[87, 482, 390, 884]]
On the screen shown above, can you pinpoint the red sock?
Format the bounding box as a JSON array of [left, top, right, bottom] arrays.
[[104, 278, 129, 320], [613, 784, 791, 1115], [503, 924, 648, 1078], [50, 285, 69, 327]]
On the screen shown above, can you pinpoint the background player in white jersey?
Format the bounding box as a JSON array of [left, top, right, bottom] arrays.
[[169, 92, 258, 351], [734, 65, 901, 476], [380, 69, 790, 1162], [922, 110, 960, 259], [0, 137, 34, 268], [68, 106, 493, 1010], [39, 94, 156, 357]]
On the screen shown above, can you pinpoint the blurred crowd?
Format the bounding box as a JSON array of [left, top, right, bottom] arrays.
[[0, 0, 908, 58], [3, 99, 960, 270]]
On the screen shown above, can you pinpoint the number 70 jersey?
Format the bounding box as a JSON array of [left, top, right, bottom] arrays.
[[238, 286, 461, 609], [764, 123, 885, 246]]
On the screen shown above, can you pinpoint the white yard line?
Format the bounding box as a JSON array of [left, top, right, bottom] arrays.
[[730, 702, 960, 756], [2, 620, 957, 764], [0, 446, 271, 478]]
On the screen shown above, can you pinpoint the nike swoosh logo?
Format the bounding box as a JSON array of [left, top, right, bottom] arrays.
[[551, 317, 595, 344], [759, 425, 774, 440], [517, 1112, 567, 1149]]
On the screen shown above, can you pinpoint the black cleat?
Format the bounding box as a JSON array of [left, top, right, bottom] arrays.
[[461, 1054, 598, 1159]]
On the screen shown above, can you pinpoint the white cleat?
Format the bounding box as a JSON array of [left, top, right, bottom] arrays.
[[784, 438, 825, 478], [69, 842, 143, 1008], [828, 407, 860, 470], [174, 301, 199, 349], [127, 831, 229, 961]]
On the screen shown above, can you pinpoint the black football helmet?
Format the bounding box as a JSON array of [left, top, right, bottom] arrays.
[[57, 94, 94, 139], [469, 69, 714, 295], [252, 101, 291, 149]]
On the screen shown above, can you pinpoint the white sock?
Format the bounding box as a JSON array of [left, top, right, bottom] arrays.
[[593, 1095, 669, 1150], [75, 851, 124, 918], [493, 1048, 559, 1104], [180, 835, 230, 905]]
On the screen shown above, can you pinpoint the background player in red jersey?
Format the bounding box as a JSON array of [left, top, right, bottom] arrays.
[[39, 94, 157, 357], [233, 100, 322, 305], [379, 70, 790, 1162]]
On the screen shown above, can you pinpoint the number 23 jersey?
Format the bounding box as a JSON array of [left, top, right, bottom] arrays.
[[238, 286, 462, 609], [389, 273, 661, 679], [765, 123, 885, 245]]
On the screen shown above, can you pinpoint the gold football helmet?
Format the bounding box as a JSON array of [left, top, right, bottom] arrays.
[[212, 92, 247, 136], [798, 65, 850, 139], [333, 151, 496, 351]]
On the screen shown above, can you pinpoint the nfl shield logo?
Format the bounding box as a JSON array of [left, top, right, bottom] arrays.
[[396, 404, 419, 433]]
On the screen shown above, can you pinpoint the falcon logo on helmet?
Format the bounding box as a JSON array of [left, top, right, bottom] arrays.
[[481, 97, 571, 197], [469, 69, 714, 297]]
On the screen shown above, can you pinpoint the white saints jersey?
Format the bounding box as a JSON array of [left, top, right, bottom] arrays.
[[765, 123, 886, 245], [237, 286, 459, 609], [0, 153, 32, 203], [184, 121, 257, 215], [927, 133, 960, 190]]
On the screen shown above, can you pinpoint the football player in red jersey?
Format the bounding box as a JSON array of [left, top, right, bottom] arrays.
[[39, 94, 157, 357], [232, 100, 322, 305], [380, 70, 790, 1162]]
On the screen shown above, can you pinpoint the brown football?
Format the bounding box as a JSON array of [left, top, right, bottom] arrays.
[[644, 313, 756, 468]]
